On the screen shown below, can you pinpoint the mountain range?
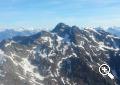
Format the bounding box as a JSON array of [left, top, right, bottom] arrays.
[[107, 27, 120, 37], [0, 29, 39, 41], [0, 23, 120, 85]]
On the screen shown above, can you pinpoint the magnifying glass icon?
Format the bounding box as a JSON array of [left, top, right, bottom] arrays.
[[99, 64, 114, 79]]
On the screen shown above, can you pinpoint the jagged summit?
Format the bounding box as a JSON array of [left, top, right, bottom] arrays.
[[52, 23, 81, 32], [52, 22, 70, 32]]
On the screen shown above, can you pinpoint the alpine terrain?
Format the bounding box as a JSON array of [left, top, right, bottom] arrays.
[[0, 23, 120, 85]]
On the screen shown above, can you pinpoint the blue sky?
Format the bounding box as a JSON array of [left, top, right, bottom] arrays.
[[0, 0, 120, 30]]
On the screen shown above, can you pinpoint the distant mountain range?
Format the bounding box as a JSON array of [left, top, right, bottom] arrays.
[[0, 29, 39, 41], [107, 27, 120, 37], [0, 23, 120, 85]]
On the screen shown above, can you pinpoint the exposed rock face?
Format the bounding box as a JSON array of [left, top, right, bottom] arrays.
[[0, 23, 120, 85]]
